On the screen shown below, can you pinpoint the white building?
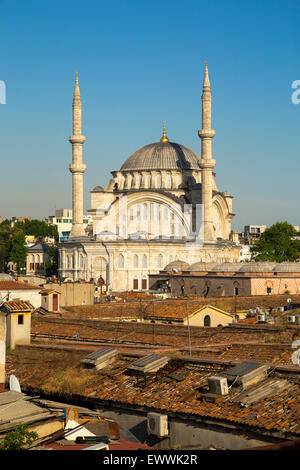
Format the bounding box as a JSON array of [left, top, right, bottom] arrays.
[[46, 209, 92, 242], [239, 245, 251, 262], [0, 280, 42, 309]]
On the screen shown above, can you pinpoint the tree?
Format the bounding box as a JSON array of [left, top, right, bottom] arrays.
[[15, 218, 58, 242], [0, 223, 14, 271], [0, 424, 38, 450], [250, 222, 300, 262], [44, 244, 58, 276], [10, 229, 28, 273]]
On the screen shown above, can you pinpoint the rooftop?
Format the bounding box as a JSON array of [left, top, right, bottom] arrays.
[[0, 281, 42, 291], [5, 345, 300, 440]]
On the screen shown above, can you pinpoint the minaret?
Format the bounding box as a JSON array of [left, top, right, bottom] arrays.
[[69, 72, 86, 238], [198, 62, 216, 242]]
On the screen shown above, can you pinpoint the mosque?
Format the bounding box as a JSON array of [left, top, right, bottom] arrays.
[[58, 65, 241, 292]]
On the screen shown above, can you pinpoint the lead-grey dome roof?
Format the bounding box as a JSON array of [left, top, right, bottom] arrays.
[[120, 142, 201, 171], [164, 260, 190, 271]]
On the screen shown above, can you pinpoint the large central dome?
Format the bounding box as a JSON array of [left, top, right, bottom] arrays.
[[120, 141, 201, 171]]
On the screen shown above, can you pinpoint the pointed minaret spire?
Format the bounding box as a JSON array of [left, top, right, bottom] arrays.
[[203, 61, 210, 88], [69, 72, 86, 239], [198, 62, 216, 242], [160, 120, 169, 142]]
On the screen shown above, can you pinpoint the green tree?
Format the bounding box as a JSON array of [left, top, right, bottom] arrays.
[[0, 424, 38, 450], [250, 222, 300, 262], [10, 229, 28, 273], [15, 218, 58, 242], [44, 244, 58, 276], [0, 222, 14, 271]]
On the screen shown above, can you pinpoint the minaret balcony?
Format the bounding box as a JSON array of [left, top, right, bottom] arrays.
[[198, 129, 215, 139], [69, 163, 86, 174], [69, 135, 86, 144]]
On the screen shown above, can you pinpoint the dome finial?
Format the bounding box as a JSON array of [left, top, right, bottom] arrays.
[[160, 120, 169, 142]]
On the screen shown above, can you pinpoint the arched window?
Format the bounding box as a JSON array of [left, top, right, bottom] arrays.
[[156, 174, 162, 188], [133, 254, 139, 268], [133, 277, 139, 290], [142, 277, 147, 290], [142, 254, 147, 268], [118, 253, 124, 269], [35, 254, 40, 263], [143, 204, 147, 220], [204, 315, 211, 327], [80, 254, 84, 268], [146, 174, 152, 188], [165, 174, 172, 188], [158, 254, 163, 269]]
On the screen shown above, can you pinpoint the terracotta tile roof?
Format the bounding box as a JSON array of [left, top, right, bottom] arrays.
[[5, 345, 300, 439], [1, 300, 34, 312], [0, 281, 41, 290]]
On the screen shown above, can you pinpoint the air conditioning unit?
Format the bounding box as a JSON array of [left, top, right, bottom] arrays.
[[288, 315, 296, 323], [207, 376, 228, 395], [257, 314, 265, 322], [278, 306, 284, 312], [147, 412, 168, 438]]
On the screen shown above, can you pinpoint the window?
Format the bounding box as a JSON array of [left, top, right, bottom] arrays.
[[133, 278, 139, 290], [156, 174, 162, 188], [204, 315, 211, 327], [80, 254, 84, 268], [142, 278, 147, 290], [165, 174, 172, 188], [142, 254, 147, 268], [267, 287, 272, 294], [133, 254, 139, 268], [118, 253, 124, 269], [18, 315, 24, 325], [234, 287, 239, 296], [158, 254, 163, 269]]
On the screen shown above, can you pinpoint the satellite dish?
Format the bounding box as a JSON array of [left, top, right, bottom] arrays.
[[9, 374, 21, 393]]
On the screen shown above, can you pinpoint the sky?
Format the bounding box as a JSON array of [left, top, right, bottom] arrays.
[[0, 0, 300, 231]]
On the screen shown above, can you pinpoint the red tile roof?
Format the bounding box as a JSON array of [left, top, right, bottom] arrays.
[[2, 300, 34, 312], [0, 281, 40, 290]]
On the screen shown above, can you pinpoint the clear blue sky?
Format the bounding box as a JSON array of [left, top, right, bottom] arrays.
[[0, 0, 299, 231]]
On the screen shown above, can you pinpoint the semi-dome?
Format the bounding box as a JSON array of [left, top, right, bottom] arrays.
[[164, 260, 190, 272], [120, 141, 201, 172]]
